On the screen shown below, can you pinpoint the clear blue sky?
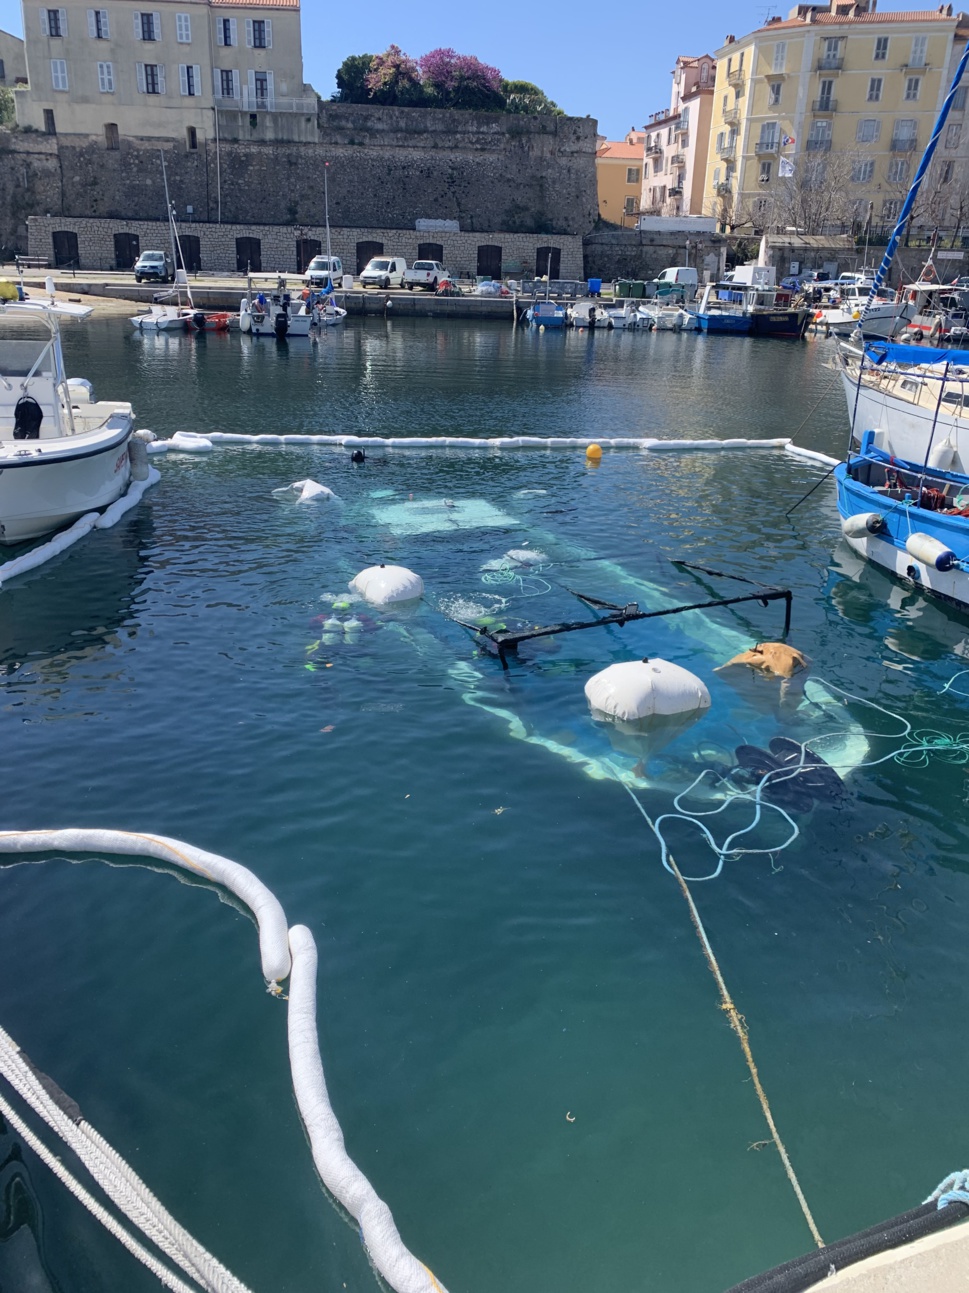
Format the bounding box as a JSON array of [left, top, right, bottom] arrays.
[[0, 0, 935, 139]]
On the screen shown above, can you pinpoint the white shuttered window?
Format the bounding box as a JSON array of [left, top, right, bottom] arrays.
[[50, 57, 68, 90], [87, 8, 109, 37], [176, 13, 191, 42], [97, 60, 114, 91], [179, 63, 201, 95]]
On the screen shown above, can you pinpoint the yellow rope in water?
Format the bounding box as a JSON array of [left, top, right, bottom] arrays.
[[621, 784, 824, 1250]]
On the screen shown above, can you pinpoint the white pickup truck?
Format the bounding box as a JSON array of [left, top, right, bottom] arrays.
[[404, 260, 449, 291]]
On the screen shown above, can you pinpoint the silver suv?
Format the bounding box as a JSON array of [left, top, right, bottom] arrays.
[[134, 250, 175, 283]]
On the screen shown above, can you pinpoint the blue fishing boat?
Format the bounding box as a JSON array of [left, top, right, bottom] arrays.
[[525, 300, 567, 328], [834, 38, 969, 607]]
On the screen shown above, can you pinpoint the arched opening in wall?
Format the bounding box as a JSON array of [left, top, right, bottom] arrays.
[[417, 242, 444, 263], [236, 236, 261, 273], [114, 232, 140, 269], [296, 238, 321, 272], [356, 240, 383, 275], [104, 122, 119, 150], [535, 246, 561, 278], [178, 234, 202, 273], [477, 244, 502, 279], [52, 230, 78, 269]]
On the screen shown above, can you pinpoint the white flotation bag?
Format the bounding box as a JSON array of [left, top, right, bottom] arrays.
[[905, 531, 958, 572], [842, 512, 886, 538], [585, 658, 711, 723], [294, 479, 337, 503], [349, 564, 423, 606], [169, 431, 214, 453]]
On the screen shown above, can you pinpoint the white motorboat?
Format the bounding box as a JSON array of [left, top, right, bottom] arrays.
[[602, 301, 643, 330], [239, 285, 313, 338], [0, 299, 133, 544], [129, 298, 195, 331], [814, 283, 914, 340], [638, 303, 694, 332], [568, 299, 610, 329]]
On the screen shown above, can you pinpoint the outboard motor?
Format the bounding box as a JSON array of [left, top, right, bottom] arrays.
[[192, 311, 206, 331], [274, 308, 289, 338]]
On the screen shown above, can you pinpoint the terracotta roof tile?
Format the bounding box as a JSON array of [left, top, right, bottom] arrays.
[[209, 0, 299, 7], [757, 9, 963, 29], [596, 141, 644, 159]]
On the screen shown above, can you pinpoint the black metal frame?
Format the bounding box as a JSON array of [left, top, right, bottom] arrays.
[[452, 560, 793, 669]]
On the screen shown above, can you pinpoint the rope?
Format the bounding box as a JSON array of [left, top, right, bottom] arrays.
[[927, 1170, 969, 1210], [0, 1024, 252, 1293], [618, 779, 825, 1249], [0, 1089, 203, 1293]]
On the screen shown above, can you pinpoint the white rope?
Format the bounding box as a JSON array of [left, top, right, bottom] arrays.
[[0, 1025, 251, 1293], [0, 1088, 203, 1293]]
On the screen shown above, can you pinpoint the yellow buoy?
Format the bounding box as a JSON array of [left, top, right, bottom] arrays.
[[586, 443, 603, 462], [0, 280, 18, 302]]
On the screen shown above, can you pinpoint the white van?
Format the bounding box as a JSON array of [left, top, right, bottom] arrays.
[[303, 255, 343, 289], [655, 266, 699, 287], [360, 256, 407, 289]]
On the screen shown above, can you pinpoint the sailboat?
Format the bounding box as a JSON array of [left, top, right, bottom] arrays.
[[130, 155, 230, 333], [833, 39, 969, 609], [309, 162, 346, 328]]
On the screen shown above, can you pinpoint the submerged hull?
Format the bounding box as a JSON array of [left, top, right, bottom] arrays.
[[0, 422, 133, 544], [749, 308, 810, 339], [697, 312, 750, 334]]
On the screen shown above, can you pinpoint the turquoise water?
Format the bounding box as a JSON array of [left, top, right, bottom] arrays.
[[3, 320, 969, 1291]]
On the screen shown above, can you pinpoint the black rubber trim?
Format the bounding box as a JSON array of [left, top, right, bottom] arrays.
[[0, 427, 130, 469], [725, 1199, 969, 1292]]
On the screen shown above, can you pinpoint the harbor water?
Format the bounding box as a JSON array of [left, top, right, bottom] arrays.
[[3, 318, 969, 1292]]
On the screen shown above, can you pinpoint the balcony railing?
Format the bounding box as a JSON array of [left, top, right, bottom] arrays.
[[727, 67, 745, 86], [812, 98, 837, 112], [217, 90, 318, 113], [755, 140, 779, 153], [670, 152, 685, 164], [723, 106, 740, 124], [891, 137, 918, 151], [806, 137, 832, 152], [668, 186, 683, 196], [644, 142, 662, 155], [817, 56, 844, 71], [674, 119, 689, 135], [716, 182, 733, 195], [719, 142, 736, 159]]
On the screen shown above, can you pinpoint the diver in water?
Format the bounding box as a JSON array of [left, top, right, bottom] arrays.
[[351, 449, 366, 465]]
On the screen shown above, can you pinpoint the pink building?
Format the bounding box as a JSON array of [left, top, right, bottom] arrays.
[[641, 54, 716, 216]]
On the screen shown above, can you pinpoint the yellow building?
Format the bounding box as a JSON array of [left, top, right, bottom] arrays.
[[15, 0, 309, 143], [596, 131, 645, 224], [703, 1, 969, 238], [0, 29, 28, 84]]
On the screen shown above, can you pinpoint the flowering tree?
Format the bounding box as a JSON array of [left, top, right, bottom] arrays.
[[365, 45, 424, 105], [419, 48, 504, 110]]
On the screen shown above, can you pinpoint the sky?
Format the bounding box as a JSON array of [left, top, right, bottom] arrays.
[[0, 0, 936, 139]]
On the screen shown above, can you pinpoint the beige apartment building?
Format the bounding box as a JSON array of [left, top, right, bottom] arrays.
[[15, 0, 309, 145], [0, 29, 27, 84], [596, 130, 646, 223], [641, 54, 716, 217], [703, 1, 969, 237]]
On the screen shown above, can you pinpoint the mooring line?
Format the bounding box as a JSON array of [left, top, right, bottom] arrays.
[[620, 780, 825, 1250]]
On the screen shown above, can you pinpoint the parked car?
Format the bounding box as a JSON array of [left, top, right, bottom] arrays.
[[134, 250, 175, 283], [303, 255, 343, 289], [360, 256, 407, 289], [404, 260, 448, 291]]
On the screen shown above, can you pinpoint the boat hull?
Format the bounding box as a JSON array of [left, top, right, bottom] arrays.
[[836, 461, 969, 608], [820, 301, 914, 339], [0, 424, 133, 544], [749, 308, 811, 338], [840, 365, 969, 469], [697, 313, 750, 334]]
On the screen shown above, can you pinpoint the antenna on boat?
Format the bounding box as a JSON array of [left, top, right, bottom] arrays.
[[861, 41, 969, 325]]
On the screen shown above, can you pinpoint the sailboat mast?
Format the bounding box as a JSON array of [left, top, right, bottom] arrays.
[[324, 162, 333, 268], [159, 149, 194, 309]]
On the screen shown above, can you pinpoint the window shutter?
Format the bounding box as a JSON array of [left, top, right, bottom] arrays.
[[100, 9, 109, 37], [265, 19, 272, 49], [247, 67, 255, 103], [245, 18, 253, 47], [232, 68, 240, 99], [212, 65, 220, 94], [179, 63, 187, 94], [228, 18, 237, 46], [177, 13, 191, 42], [136, 61, 146, 92], [265, 68, 274, 107], [153, 12, 161, 39], [158, 63, 166, 94], [41, 9, 49, 36], [133, 12, 141, 38], [87, 9, 96, 37], [215, 19, 224, 46], [193, 64, 201, 95], [59, 9, 67, 35]]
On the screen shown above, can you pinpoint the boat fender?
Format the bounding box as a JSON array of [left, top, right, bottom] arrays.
[[584, 658, 711, 723], [128, 433, 150, 481], [928, 438, 957, 471], [842, 511, 886, 538], [349, 564, 424, 606], [905, 531, 958, 572]]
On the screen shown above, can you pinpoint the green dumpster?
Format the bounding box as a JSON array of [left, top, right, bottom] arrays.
[[614, 280, 630, 298], [630, 280, 645, 299]]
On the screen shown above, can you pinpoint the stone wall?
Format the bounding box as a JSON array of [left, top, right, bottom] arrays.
[[26, 215, 585, 279], [583, 228, 725, 282], [1, 103, 598, 255]]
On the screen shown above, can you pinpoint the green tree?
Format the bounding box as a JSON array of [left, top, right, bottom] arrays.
[[334, 53, 375, 103], [0, 87, 15, 127], [500, 79, 563, 115], [365, 45, 425, 106]]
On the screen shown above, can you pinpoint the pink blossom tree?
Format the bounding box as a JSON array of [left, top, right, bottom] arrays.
[[365, 45, 424, 105], [419, 48, 504, 110]]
